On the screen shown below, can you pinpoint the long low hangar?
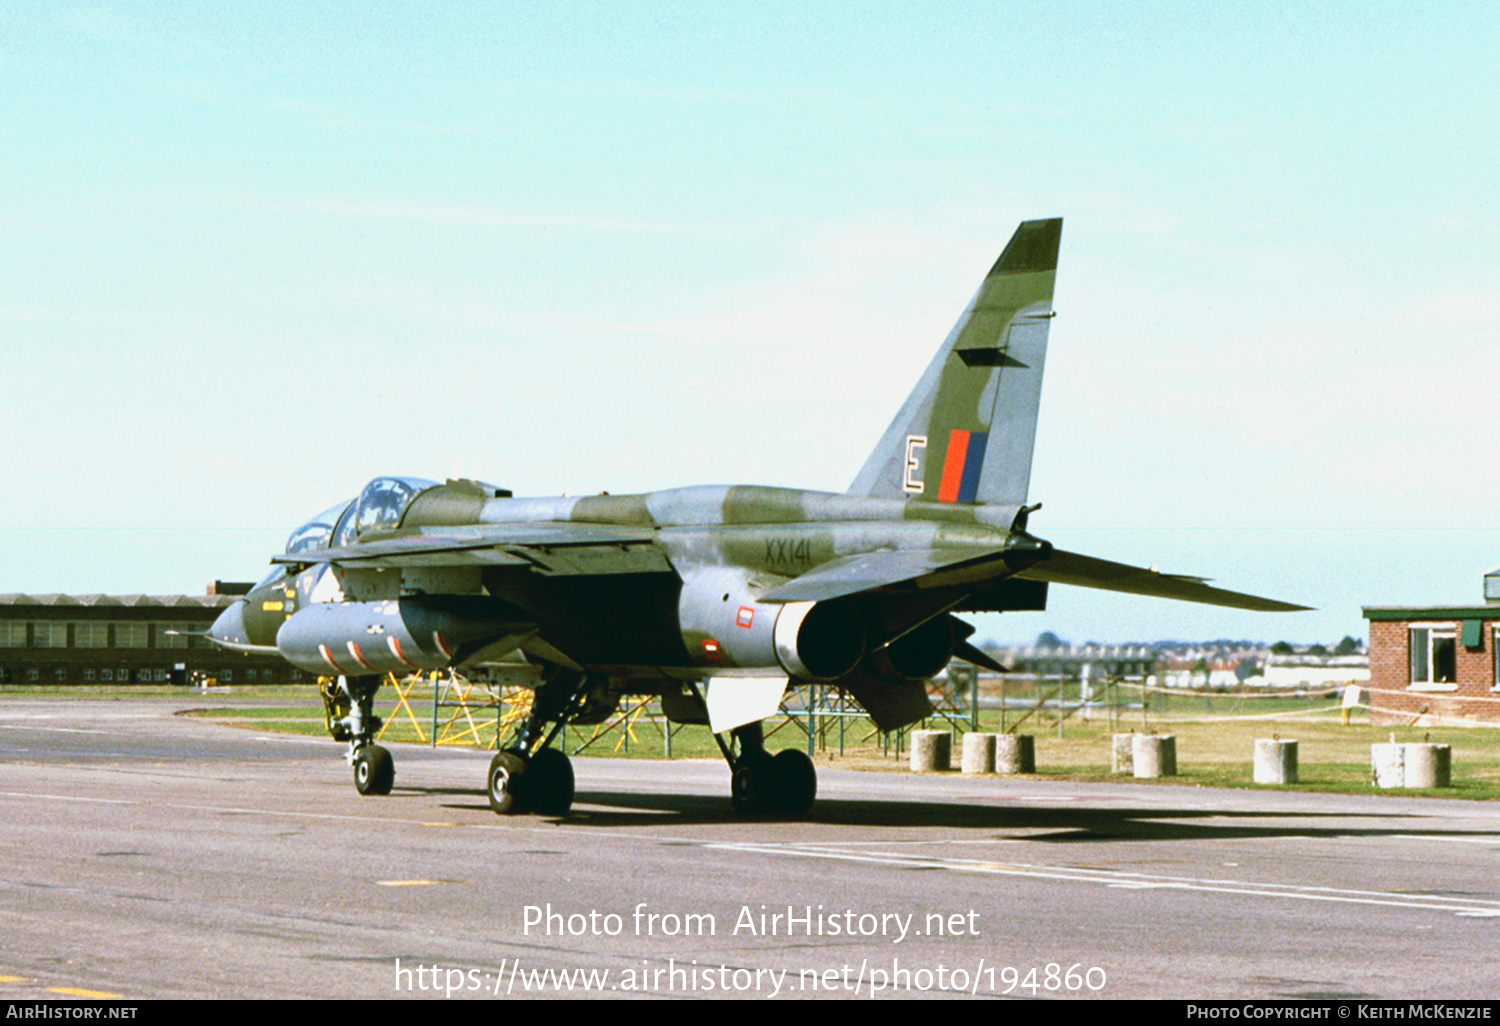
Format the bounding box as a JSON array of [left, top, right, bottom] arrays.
[[0, 587, 299, 685]]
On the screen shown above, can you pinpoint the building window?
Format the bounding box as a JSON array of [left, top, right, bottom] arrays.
[[1494, 629, 1500, 691], [31, 622, 67, 648], [1410, 626, 1457, 689], [114, 623, 149, 648], [0, 622, 26, 647], [75, 622, 109, 648]]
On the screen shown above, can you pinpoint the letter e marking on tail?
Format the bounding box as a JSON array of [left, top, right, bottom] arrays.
[[903, 435, 927, 494]]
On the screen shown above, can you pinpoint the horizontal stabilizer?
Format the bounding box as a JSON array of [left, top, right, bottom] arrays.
[[1016, 550, 1310, 612], [955, 639, 1007, 674]]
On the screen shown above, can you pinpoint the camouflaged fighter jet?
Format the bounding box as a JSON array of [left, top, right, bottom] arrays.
[[208, 217, 1305, 817]]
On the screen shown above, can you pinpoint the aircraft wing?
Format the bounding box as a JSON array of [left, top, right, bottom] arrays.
[[272, 524, 672, 576], [1014, 549, 1310, 612]]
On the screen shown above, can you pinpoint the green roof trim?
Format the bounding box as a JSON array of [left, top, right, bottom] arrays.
[[1363, 605, 1500, 622]]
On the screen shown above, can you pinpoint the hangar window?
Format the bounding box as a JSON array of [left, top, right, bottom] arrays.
[[74, 622, 108, 648], [1409, 626, 1457, 689], [31, 622, 66, 648], [114, 623, 149, 648], [157, 622, 190, 649], [0, 622, 25, 647]]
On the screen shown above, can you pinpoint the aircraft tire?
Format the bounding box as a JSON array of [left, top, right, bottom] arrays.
[[354, 745, 395, 796], [772, 749, 817, 818], [527, 748, 575, 816], [487, 750, 530, 815], [730, 752, 777, 815]]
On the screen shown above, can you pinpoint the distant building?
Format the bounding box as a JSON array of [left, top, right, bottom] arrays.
[[1256, 654, 1369, 690], [0, 587, 300, 685], [1363, 567, 1500, 725], [991, 644, 1158, 678]]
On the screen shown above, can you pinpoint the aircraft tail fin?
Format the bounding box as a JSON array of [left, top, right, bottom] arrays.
[[849, 218, 1061, 506]]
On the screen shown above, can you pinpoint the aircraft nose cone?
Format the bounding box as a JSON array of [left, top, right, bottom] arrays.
[[209, 600, 248, 648]]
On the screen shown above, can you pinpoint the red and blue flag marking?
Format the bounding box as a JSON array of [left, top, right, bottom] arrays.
[[937, 429, 988, 503]]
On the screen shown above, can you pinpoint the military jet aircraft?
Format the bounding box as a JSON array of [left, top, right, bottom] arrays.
[[208, 217, 1305, 817]]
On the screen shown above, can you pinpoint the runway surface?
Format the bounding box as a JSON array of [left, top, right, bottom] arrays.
[[2, 695, 1499, 1000]]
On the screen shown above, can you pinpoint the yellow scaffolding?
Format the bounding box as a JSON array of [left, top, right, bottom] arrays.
[[368, 671, 534, 749], [567, 695, 671, 756]]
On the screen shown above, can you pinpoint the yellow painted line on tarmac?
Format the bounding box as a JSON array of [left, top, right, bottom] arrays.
[[0, 975, 29, 983], [376, 879, 465, 887], [48, 987, 123, 999]]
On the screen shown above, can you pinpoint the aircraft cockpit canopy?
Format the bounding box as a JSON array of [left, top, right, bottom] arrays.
[[286, 499, 356, 555], [286, 477, 496, 555], [351, 476, 439, 538]]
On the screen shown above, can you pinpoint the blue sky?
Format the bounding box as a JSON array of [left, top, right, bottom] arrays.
[[2, 2, 1497, 645]]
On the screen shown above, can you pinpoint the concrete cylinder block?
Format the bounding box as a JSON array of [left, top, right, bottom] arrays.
[[995, 733, 1035, 774], [1403, 743, 1451, 788], [961, 732, 996, 774], [1132, 734, 1177, 778], [910, 729, 951, 773], [1371, 743, 1405, 788], [1112, 733, 1137, 775], [1253, 739, 1298, 785]]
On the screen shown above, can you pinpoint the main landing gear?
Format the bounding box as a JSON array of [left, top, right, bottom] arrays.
[[721, 721, 817, 818], [325, 670, 584, 816], [325, 672, 816, 819], [487, 746, 574, 816], [485, 668, 584, 817]]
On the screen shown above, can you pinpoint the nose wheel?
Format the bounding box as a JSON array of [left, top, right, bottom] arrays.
[[353, 744, 395, 795]]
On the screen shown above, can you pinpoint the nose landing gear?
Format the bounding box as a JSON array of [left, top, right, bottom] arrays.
[[353, 744, 395, 795]]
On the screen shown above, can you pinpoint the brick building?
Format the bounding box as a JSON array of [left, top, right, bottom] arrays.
[[1363, 567, 1500, 725]]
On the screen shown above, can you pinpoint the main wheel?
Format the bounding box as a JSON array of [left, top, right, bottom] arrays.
[[353, 745, 395, 796], [487, 750, 530, 815], [730, 752, 777, 815], [527, 748, 575, 817], [772, 749, 817, 818]]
